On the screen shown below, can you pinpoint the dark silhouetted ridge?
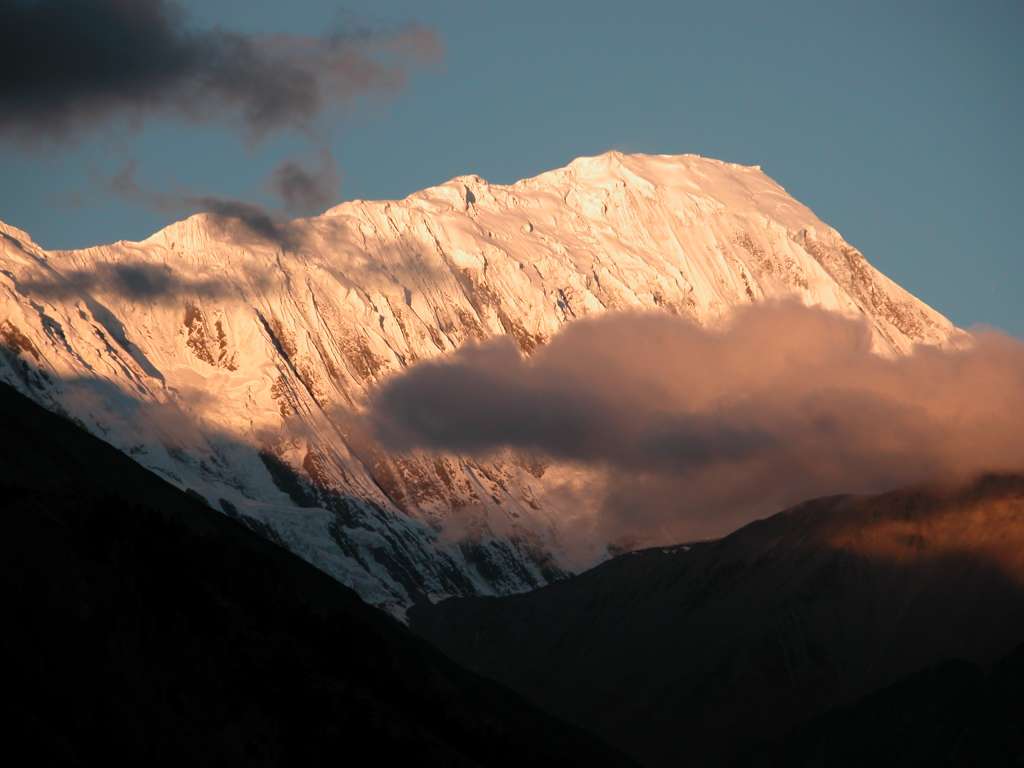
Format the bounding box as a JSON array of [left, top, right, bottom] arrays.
[[412, 476, 1024, 766], [0, 381, 632, 767], [762, 641, 1024, 766]]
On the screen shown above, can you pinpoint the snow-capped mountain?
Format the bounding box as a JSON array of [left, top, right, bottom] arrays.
[[0, 152, 957, 616]]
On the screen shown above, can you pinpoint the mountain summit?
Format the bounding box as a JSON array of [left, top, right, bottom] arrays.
[[0, 152, 957, 614]]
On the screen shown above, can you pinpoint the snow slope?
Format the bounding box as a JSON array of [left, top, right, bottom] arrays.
[[0, 152, 957, 615]]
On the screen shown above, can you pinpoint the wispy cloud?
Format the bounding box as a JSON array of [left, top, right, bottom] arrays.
[[0, 0, 442, 142], [110, 160, 302, 250], [268, 149, 341, 216]]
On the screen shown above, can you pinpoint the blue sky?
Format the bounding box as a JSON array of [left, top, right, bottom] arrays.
[[1, 0, 1020, 335]]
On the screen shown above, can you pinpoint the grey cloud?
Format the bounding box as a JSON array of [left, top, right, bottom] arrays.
[[368, 302, 1024, 546], [182, 196, 301, 250], [111, 160, 302, 251], [269, 149, 341, 216], [0, 0, 442, 142]]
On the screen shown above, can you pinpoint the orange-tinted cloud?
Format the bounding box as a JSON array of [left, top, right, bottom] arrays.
[[369, 302, 1024, 546]]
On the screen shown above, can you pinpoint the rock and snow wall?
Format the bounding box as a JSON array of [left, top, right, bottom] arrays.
[[0, 152, 956, 616]]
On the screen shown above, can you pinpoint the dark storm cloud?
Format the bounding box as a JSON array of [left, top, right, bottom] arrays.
[[368, 302, 1024, 545], [269, 149, 341, 216], [0, 0, 442, 141]]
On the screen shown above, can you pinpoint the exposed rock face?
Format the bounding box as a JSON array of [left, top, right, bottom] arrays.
[[0, 152, 957, 615]]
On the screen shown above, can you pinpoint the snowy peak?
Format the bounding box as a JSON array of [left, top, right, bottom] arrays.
[[0, 153, 958, 614]]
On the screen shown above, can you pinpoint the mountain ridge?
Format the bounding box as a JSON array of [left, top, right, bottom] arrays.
[[0, 151, 960, 614]]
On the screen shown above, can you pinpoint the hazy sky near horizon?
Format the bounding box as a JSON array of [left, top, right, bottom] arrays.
[[1, 1, 1020, 335]]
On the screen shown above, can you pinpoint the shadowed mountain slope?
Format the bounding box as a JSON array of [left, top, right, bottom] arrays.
[[765, 642, 1024, 767], [411, 476, 1024, 766], [0, 381, 632, 767]]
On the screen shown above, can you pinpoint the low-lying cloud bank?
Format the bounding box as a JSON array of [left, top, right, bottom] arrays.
[[369, 302, 1024, 546]]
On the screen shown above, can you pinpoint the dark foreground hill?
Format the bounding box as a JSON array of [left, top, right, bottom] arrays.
[[772, 641, 1024, 766], [411, 475, 1024, 767], [0, 381, 631, 767]]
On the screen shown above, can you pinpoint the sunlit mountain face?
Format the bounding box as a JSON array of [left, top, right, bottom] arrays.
[[0, 151, 969, 617]]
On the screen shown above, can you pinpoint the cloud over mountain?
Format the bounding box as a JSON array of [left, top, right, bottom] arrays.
[[369, 302, 1024, 545], [17, 260, 275, 305], [269, 149, 341, 216], [109, 160, 302, 250]]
